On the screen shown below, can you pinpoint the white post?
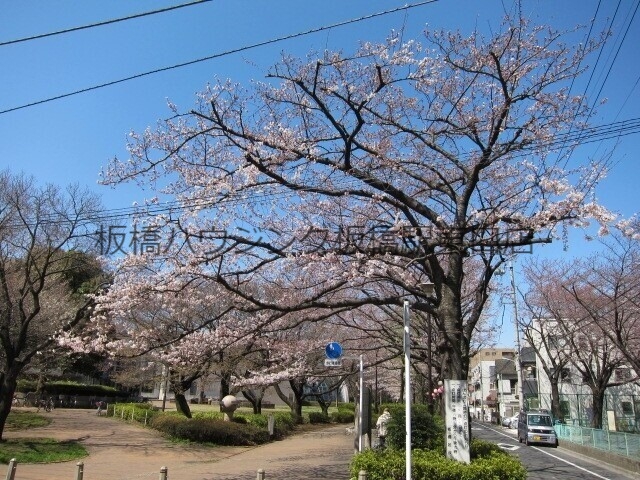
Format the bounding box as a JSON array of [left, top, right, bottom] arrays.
[[403, 300, 412, 480], [75, 462, 84, 480], [159, 466, 167, 480], [509, 262, 525, 411], [358, 354, 364, 452], [5, 458, 17, 480]]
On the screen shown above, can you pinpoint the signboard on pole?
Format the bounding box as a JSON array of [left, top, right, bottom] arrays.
[[324, 358, 342, 367], [444, 379, 470, 464]]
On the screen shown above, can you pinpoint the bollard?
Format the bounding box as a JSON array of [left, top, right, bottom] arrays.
[[358, 470, 368, 480], [159, 466, 168, 480], [4, 458, 17, 480], [75, 461, 84, 480], [145, 410, 149, 426], [267, 414, 275, 438], [256, 468, 265, 480]]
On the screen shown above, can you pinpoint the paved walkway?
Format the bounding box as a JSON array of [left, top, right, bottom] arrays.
[[3, 408, 356, 480]]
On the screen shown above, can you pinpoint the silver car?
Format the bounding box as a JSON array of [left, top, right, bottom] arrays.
[[517, 410, 558, 447]]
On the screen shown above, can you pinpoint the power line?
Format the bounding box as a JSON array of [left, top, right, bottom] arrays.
[[0, 0, 213, 47], [0, 1, 438, 116], [3, 117, 640, 229]]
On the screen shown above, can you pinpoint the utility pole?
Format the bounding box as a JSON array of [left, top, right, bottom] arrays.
[[509, 262, 525, 411]]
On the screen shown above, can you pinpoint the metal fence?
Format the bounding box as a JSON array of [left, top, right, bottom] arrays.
[[555, 424, 640, 459]]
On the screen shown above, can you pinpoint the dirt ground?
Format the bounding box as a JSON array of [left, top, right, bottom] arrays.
[[3, 407, 356, 480]]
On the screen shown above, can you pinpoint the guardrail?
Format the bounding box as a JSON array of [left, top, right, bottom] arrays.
[[555, 424, 640, 459]]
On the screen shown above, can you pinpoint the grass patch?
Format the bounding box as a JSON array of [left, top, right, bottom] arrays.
[[0, 438, 87, 464], [5, 411, 51, 430]]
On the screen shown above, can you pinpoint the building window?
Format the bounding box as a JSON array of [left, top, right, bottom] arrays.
[[621, 401, 633, 415]]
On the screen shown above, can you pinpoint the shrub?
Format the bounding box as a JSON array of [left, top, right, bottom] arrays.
[[108, 402, 158, 424], [350, 446, 526, 480], [16, 380, 129, 399], [330, 410, 355, 423], [148, 415, 184, 437], [385, 404, 445, 453], [150, 416, 270, 445], [338, 402, 355, 412], [469, 439, 503, 459], [308, 412, 330, 424]]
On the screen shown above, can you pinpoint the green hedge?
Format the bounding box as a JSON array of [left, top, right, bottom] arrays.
[[351, 442, 526, 480], [149, 416, 270, 445], [308, 412, 331, 424], [17, 380, 128, 398], [385, 404, 445, 453], [108, 403, 158, 423], [331, 410, 355, 423]]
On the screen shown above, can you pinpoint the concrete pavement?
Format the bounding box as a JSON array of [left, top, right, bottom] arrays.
[[3, 408, 356, 480]]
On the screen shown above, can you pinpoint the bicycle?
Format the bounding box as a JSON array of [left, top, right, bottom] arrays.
[[36, 398, 54, 413]]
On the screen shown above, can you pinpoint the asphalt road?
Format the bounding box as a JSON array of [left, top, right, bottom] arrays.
[[472, 423, 639, 480]]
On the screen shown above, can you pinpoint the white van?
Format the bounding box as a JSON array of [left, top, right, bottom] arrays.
[[517, 410, 558, 447]]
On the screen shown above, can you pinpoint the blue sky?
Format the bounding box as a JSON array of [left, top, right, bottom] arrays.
[[1, 1, 638, 345]]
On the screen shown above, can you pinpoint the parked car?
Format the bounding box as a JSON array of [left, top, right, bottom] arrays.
[[502, 415, 518, 428], [517, 409, 558, 447]]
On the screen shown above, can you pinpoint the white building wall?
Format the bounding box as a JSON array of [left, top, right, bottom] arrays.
[[531, 318, 640, 431]]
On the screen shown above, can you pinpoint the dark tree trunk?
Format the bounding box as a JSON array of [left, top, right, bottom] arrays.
[[289, 379, 305, 422], [550, 377, 563, 422], [0, 372, 19, 441], [173, 390, 192, 418], [274, 383, 293, 410], [220, 371, 231, 398], [274, 380, 304, 422], [242, 388, 264, 414], [590, 388, 606, 429], [316, 395, 331, 416]]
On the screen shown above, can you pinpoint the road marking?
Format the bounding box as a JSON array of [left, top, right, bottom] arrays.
[[474, 424, 613, 480], [497, 443, 520, 451], [532, 448, 612, 480]]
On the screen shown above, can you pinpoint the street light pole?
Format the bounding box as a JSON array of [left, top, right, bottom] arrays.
[[358, 354, 364, 452], [403, 300, 412, 480]]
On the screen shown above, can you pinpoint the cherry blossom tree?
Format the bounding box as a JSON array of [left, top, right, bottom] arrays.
[[523, 257, 629, 428], [0, 171, 103, 439], [100, 15, 618, 384], [564, 227, 640, 379]]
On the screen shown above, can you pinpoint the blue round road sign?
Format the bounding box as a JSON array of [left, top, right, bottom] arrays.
[[325, 342, 343, 359]]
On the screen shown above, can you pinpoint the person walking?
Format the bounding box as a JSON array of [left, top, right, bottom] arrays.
[[376, 408, 392, 448]]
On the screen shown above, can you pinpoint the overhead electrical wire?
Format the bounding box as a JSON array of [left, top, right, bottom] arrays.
[[4, 117, 640, 230], [586, 0, 640, 119], [0, 1, 439, 116], [0, 0, 213, 47]]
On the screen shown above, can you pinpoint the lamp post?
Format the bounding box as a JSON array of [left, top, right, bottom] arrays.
[[403, 281, 435, 480], [403, 301, 411, 480]]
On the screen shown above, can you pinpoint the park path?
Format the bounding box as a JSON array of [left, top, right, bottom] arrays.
[[3, 408, 356, 480]]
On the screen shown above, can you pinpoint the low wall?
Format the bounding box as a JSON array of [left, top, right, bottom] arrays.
[[559, 439, 640, 475]]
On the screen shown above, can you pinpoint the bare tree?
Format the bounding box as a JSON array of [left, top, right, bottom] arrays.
[[0, 171, 103, 439], [523, 258, 628, 428], [566, 229, 640, 379]]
